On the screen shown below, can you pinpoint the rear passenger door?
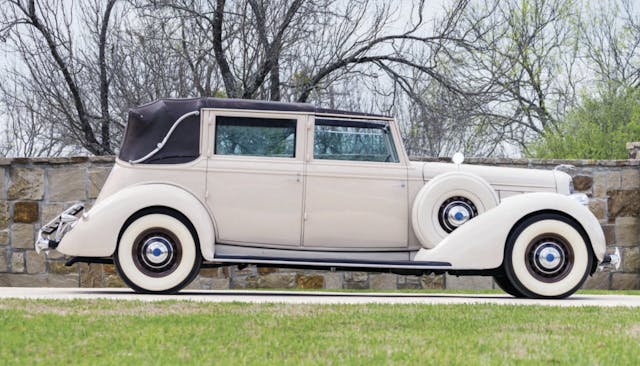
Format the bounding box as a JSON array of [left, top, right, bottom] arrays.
[[205, 110, 307, 247]]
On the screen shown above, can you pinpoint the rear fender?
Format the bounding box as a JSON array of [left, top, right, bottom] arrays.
[[414, 192, 605, 269], [56, 184, 216, 260]]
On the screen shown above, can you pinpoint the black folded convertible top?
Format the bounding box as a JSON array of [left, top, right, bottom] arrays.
[[119, 97, 389, 164]]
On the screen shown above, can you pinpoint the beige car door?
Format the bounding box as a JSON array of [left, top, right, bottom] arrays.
[[204, 110, 307, 247], [303, 117, 409, 249]]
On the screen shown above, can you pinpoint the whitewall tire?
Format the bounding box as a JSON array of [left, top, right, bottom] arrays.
[[504, 213, 593, 299], [115, 211, 201, 294], [412, 172, 498, 248]]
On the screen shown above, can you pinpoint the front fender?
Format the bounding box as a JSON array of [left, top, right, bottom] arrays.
[[57, 183, 216, 260], [414, 192, 605, 269]]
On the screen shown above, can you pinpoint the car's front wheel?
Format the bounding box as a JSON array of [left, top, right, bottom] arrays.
[[115, 210, 201, 294], [504, 213, 592, 299]]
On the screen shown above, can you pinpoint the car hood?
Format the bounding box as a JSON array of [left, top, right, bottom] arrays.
[[411, 161, 568, 194]]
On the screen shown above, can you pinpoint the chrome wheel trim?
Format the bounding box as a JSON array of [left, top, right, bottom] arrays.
[[132, 228, 182, 278], [525, 235, 574, 283], [141, 236, 173, 267], [437, 196, 478, 233]]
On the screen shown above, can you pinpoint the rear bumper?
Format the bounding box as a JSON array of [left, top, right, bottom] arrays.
[[35, 203, 84, 253]]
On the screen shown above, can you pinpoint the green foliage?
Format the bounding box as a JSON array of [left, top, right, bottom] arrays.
[[528, 87, 640, 159]]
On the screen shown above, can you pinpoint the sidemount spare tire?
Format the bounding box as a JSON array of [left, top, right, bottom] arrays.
[[412, 171, 498, 248]]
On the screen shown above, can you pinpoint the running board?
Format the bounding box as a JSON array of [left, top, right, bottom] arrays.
[[213, 255, 451, 272]]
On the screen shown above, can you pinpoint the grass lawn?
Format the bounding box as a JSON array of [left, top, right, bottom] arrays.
[[1, 297, 640, 365]]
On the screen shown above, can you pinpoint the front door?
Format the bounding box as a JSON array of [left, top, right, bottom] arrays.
[[205, 110, 307, 247], [303, 117, 408, 249]]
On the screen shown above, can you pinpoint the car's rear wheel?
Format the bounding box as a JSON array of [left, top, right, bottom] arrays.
[[115, 211, 201, 294], [504, 213, 592, 299]]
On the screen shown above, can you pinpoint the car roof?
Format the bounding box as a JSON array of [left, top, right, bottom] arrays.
[[119, 98, 391, 165], [131, 97, 391, 119]]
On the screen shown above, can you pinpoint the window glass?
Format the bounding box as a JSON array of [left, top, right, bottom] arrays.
[[215, 116, 296, 158], [314, 119, 399, 162]]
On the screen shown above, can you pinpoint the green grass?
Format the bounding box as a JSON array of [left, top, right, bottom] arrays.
[[1, 298, 640, 365]]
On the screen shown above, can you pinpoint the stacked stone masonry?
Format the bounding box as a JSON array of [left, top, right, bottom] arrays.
[[0, 156, 639, 290]]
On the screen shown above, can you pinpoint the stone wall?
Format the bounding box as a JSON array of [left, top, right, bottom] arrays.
[[0, 156, 639, 291]]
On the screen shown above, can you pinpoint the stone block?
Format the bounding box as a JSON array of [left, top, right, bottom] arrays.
[[608, 189, 640, 218], [0, 248, 6, 272], [582, 272, 611, 290], [323, 272, 342, 289], [602, 224, 615, 245], [572, 175, 592, 191], [0, 273, 48, 287], [41, 203, 64, 223], [105, 272, 126, 288], [26, 250, 46, 274], [398, 275, 423, 290], [13, 202, 39, 223], [0, 230, 9, 246], [369, 273, 396, 290], [258, 273, 296, 288], [588, 199, 606, 221], [622, 169, 640, 188], [48, 167, 86, 202], [607, 171, 621, 190], [88, 167, 111, 199], [10, 223, 35, 249], [421, 274, 445, 289], [46, 249, 65, 260], [101, 263, 126, 287], [199, 268, 220, 278], [10, 252, 24, 273], [297, 274, 324, 289], [49, 261, 77, 275], [445, 275, 494, 290], [615, 217, 640, 246], [0, 202, 9, 229], [80, 263, 103, 287], [185, 276, 206, 290], [7, 167, 44, 200], [344, 271, 368, 289], [211, 278, 230, 289], [46, 274, 79, 288], [622, 247, 640, 272], [593, 171, 607, 198], [257, 266, 278, 275], [611, 273, 640, 290]]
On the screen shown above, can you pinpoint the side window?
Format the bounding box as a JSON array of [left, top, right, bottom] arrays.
[[215, 116, 296, 158], [314, 119, 399, 162]]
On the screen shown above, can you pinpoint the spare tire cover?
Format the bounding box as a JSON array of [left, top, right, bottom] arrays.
[[411, 171, 498, 248]]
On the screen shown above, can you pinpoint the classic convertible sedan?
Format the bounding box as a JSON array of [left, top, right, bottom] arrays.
[[36, 98, 619, 298]]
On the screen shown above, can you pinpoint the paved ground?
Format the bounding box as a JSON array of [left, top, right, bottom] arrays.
[[0, 287, 639, 307]]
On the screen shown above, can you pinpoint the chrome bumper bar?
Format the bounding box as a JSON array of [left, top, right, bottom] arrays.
[[599, 247, 621, 271], [35, 203, 84, 253]]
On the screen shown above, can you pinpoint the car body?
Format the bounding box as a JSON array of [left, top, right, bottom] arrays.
[[35, 98, 620, 298]]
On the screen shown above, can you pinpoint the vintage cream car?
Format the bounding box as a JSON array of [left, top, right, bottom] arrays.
[[35, 98, 619, 298]]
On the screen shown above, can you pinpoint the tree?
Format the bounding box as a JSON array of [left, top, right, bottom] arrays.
[[0, 0, 121, 155], [527, 87, 640, 159]]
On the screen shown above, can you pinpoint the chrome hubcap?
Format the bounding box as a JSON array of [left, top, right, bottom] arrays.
[[438, 197, 478, 233], [133, 230, 182, 277], [142, 237, 172, 266], [526, 236, 573, 282]]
